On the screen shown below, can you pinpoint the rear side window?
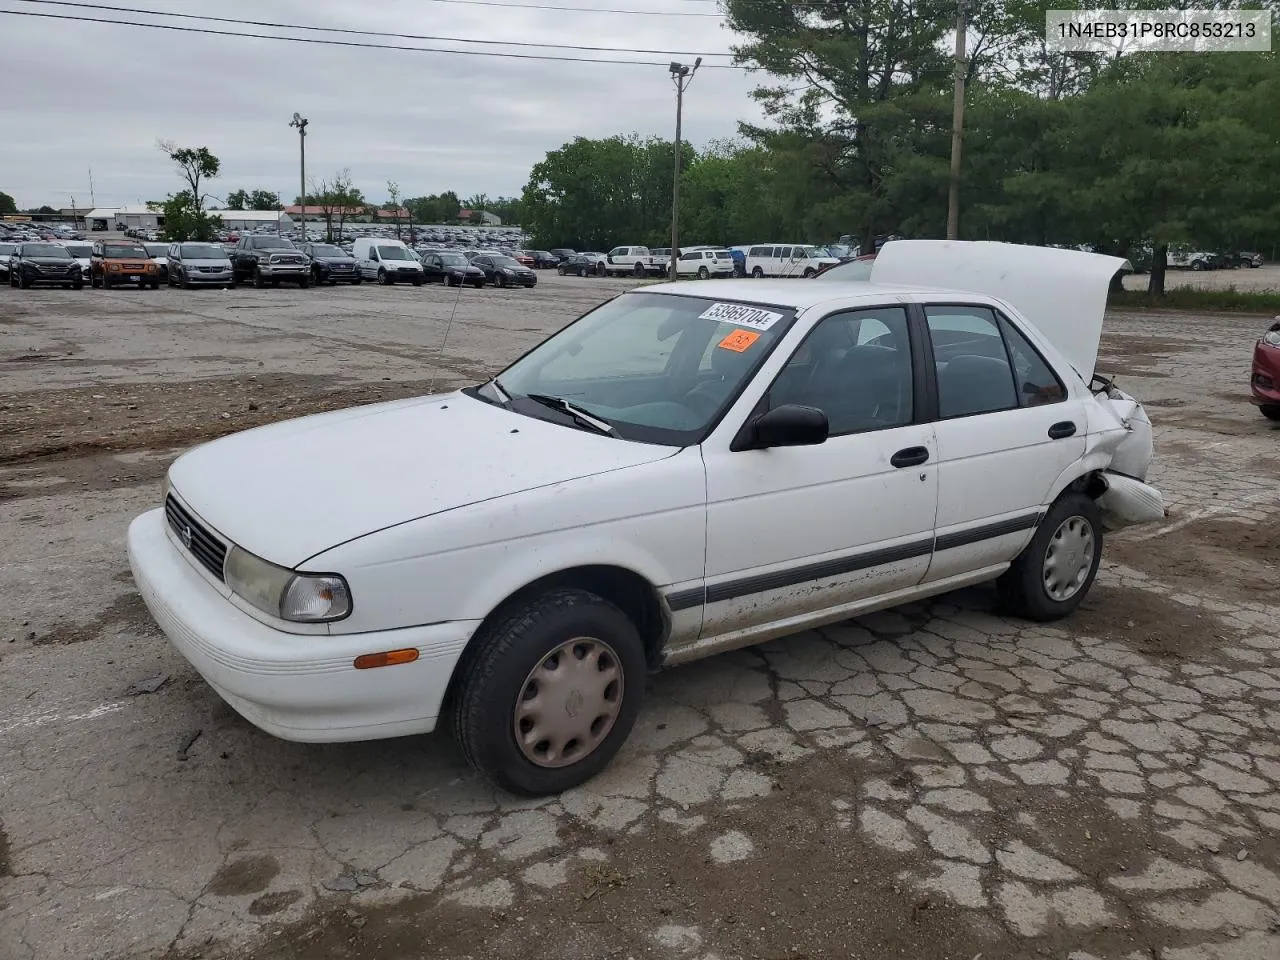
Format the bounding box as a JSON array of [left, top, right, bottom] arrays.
[[926, 306, 1018, 418], [998, 315, 1066, 406]]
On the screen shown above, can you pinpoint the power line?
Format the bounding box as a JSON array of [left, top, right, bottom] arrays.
[[11, 0, 735, 55], [0, 8, 744, 66]]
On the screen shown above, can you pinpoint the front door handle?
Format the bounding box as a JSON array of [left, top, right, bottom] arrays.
[[1048, 421, 1077, 439], [891, 446, 930, 468]]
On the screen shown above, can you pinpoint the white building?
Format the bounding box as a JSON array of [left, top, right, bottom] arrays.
[[208, 209, 294, 233]]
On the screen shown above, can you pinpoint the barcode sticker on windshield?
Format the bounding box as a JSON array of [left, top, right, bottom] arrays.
[[698, 302, 784, 331]]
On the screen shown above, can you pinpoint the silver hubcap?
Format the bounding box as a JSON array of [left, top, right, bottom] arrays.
[[1042, 515, 1095, 602], [514, 637, 624, 768]]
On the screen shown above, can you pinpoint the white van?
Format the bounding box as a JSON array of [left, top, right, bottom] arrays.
[[353, 238, 424, 285], [744, 244, 840, 278]]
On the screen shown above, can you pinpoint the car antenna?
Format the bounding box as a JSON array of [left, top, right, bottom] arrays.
[[427, 262, 467, 394]]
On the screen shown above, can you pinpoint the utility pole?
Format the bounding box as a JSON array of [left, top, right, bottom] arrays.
[[668, 57, 701, 281], [946, 1, 967, 241], [88, 167, 95, 208], [290, 113, 309, 241]]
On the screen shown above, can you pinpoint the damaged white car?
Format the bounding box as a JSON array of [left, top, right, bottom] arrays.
[[127, 240, 1163, 796]]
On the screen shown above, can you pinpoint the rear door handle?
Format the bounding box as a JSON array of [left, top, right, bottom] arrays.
[[891, 446, 930, 468], [1048, 421, 1077, 439]]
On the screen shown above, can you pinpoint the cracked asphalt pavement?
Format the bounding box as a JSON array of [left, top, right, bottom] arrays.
[[2, 276, 1279, 960]]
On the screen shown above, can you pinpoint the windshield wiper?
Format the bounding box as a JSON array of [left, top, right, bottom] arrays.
[[525, 393, 616, 436], [485, 377, 512, 407]]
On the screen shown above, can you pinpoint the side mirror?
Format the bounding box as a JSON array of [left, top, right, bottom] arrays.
[[745, 404, 828, 449]]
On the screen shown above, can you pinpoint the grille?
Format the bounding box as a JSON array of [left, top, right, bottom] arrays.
[[270, 254, 304, 265], [199, 265, 226, 273], [164, 495, 227, 581]]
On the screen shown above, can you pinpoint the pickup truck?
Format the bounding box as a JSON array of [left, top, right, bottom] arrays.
[[602, 245, 668, 278], [231, 235, 311, 288]]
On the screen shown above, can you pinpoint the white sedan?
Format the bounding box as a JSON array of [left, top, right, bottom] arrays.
[[127, 240, 1163, 796]]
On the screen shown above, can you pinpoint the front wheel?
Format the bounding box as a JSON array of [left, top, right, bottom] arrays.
[[379, 268, 391, 285], [253, 267, 266, 289], [557, 265, 566, 276], [751, 267, 764, 278], [1260, 405, 1280, 421], [298, 277, 310, 289], [997, 492, 1102, 621], [150, 280, 161, 290], [72, 281, 83, 290], [698, 266, 709, 280], [449, 588, 646, 796]]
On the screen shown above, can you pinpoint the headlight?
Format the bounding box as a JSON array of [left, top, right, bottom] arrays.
[[223, 545, 351, 622], [108, 263, 121, 272], [1265, 330, 1280, 347]]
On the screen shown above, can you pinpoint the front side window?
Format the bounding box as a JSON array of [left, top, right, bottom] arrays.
[[926, 306, 1018, 418], [494, 292, 795, 445], [767, 307, 914, 436], [680, 252, 699, 261]]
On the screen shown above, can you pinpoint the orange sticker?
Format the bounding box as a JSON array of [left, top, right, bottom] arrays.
[[718, 329, 761, 353]]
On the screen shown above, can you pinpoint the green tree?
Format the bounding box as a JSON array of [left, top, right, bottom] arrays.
[[225, 189, 248, 210], [160, 191, 221, 242], [158, 141, 220, 208], [0, 191, 16, 216], [405, 191, 462, 225], [384, 181, 403, 238], [310, 169, 365, 241], [225, 188, 281, 211]]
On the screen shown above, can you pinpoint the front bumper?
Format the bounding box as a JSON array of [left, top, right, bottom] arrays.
[[127, 509, 478, 742], [255, 263, 308, 276], [1251, 341, 1280, 405], [21, 267, 82, 284]]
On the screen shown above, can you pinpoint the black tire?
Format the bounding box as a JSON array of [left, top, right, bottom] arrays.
[[497, 273, 508, 288], [997, 492, 1103, 621], [412, 276, 423, 287], [595, 262, 606, 277], [352, 276, 362, 285], [61, 283, 70, 290], [803, 268, 815, 278], [698, 265, 709, 280], [449, 588, 646, 796], [72, 281, 83, 290], [557, 265, 566, 276], [1260, 405, 1280, 421], [379, 268, 391, 285], [271, 279, 280, 288], [1191, 260, 1205, 271], [632, 262, 645, 277], [298, 277, 310, 289], [103, 274, 113, 289], [253, 266, 266, 289], [751, 267, 764, 278], [150, 280, 160, 290], [19, 274, 30, 289], [312, 266, 323, 285]]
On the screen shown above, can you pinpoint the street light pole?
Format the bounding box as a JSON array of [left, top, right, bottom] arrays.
[[669, 57, 701, 281], [290, 113, 309, 241], [946, 1, 968, 241]]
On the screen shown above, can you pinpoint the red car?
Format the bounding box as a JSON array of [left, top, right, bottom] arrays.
[[1251, 317, 1280, 421], [512, 251, 535, 268]]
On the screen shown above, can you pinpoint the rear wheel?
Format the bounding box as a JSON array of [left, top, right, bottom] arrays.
[[1260, 405, 1280, 421], [1191, 259, 1205, 271], [449, 589, 645, 796], [632, 262, 645, 277], [557, 265, 566, 276], [997, 492, 1102, 621], [595, 262, 606, 277]]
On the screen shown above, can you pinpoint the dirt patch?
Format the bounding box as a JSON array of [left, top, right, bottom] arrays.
[[249, 890, 304, 916], [1097, 334, 1196, 379], [0, 449, 175, 502], [0, 819, 10, 877], [0, 374, 457, 466], [208, 855, 281, 897], [166, 747, 1233, 960], [1070, 583, 1230, 660], [1108, 517, 1280, 605], [33, 592, 153, 647]]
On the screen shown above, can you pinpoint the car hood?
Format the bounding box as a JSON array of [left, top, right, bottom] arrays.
[[870, 240, 1128, 381], [315, 256, 356, 264], [167, 392, 677, 567], [27, 257, 76, 267], [185, 258, 231, 267]]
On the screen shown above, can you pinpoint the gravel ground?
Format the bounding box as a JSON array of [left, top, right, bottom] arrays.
[[1122, 263, 1280, 293], [1, 275, 1279, 960]]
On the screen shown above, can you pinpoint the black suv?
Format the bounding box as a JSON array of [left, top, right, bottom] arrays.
[[300, 242, 361, 285], [10, 242, 83, 289], [231, 236, 310, 288]]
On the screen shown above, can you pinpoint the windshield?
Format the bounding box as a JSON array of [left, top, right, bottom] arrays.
[[493, 292, 796, 445], [144, 244, 167, 256], [24, 244, 70, 258], [377, 246, 412, 260], [0, 244, 15, 255], [104, 244, 147, 258], [63, 244, 91, 257], [308, 244, 344, 257], [491, 256, 521, 268], [180, 244, 225, 259], [439, 253, 468, 266], [253, 237, 294, 249]]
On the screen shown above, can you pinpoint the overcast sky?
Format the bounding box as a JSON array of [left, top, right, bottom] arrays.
[[0, 0, 766, 210]]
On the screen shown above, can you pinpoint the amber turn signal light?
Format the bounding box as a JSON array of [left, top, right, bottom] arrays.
[[353, 648, 420, 669]]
